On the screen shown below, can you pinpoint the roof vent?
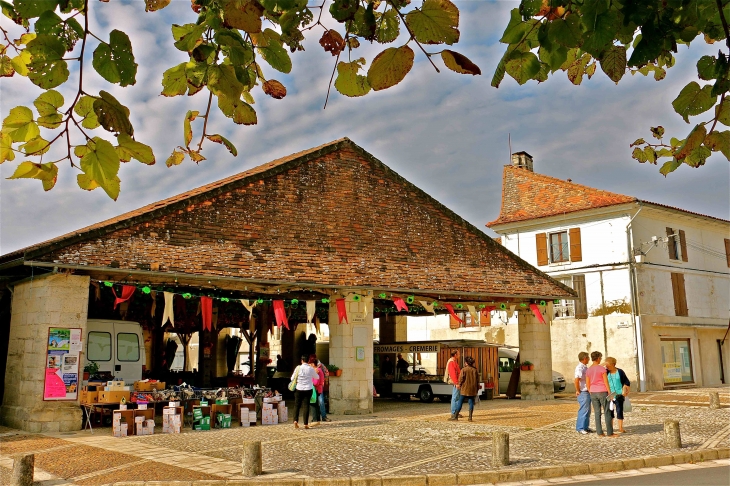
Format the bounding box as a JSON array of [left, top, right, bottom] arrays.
[[511, 151, 533, 172]]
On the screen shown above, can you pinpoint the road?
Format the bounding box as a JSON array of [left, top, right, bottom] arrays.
[[565, 464, 730, 485]]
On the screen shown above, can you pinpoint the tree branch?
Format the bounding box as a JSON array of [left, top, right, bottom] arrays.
[[197, 90, 214, 152], [716, 0, 730, 51]]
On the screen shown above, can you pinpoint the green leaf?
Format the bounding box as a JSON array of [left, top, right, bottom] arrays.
[[145, 0, 171, 12], [334, 58, 371, 97], [93, 91, 134, 135], [632, 147, 648, 163], [7, 161, 58, 191], [329, 0, 358, 22], [0, 55, 14, 77], [659, 159, 681, 176], [161, 62, 188, 97], [77, 137, 121, 200], [10, 50, 31, 76], [581, 11, 618, 57], [34, 90, 63, 128], [539, 45, 568, 73], [217, 94, 257, 125], [672, 82, 716, 123], [14, 0, 58, 19], [350, 4, 377, 41], [186, 61, 209, 94], [441, 50, 480, 75], [367, 46, 414, 91], [715, 97, 730, 126], [697, 55, 718, 81], [34, 10, 82, 50], [0, 132, 15, 163], [405, 0, 459, 45], [2, 106, 39, 142], [549, 15, 582, 49], [491, 52, 507, 88], [684, 145, 711, 167], [252, 29, 291, 74], [599, 45, 626, 84], [92, 30, 138, 87], [223, 0, 263, 33], [650, 126, 665, 139], [675, 124, 707, 161], [208, 64, 244, 100], [500, 8, 525, 44], [376, 9, 400, 44], [704, 130, 730, 160], [642, 146, 656, 164], [206, 134, 238, 156], [172, 23, 207, 53], [116, 133, 155, 164], [166, 148, 185, 167], [26, 34, 69, 89], [20, 136, 50, 156], [505, 51, 540, 85], [74, 96, 101, 129], [184, 110, 198, 147]]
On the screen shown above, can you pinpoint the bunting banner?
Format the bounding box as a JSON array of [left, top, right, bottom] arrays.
[[529, 303, 547, 324], [314, 315, 320, 334], [419, 301, 436, 315], [393, 297, 409, 312], [306, 300, 316, 324], [481, 306, 496, 317], [273, 300, 289, 329], [240, 299, 256, 315], [336, 298, 348, 324], [113, 285, 136, 310], [362, 296, 372, 316], [200, 296, 213, 331], [467, 305, 479, 325], [444, 303, 463, 324], [162, 292, 175, 327]]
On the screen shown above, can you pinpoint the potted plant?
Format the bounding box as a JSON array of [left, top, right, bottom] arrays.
[[327, 364, 342, 377], [520, 361, 534, 371], [83, 361, 99, 381]]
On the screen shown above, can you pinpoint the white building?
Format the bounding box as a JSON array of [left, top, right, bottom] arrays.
[[483, 152, 730, 392]]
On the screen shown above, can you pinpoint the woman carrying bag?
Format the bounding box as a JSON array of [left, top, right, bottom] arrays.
[[453, 356, 479, 422], [605, 357, 631, 434], [290, 355, 318, 429]]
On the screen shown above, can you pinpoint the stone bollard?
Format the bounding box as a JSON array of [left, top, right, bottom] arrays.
[[241, 441, 262, 477], [12, 453, 34, 486], [664, 419, 682, 449], [709, 392, 721, 409], [493, 431, 509, 466]]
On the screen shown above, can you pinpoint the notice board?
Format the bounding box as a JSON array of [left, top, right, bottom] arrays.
[[44, 327, 82, 401]]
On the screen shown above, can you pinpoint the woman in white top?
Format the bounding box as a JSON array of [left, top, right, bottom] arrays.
[[291, 354, 319, 429]]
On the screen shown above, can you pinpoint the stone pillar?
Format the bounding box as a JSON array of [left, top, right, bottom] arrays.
[[328, 295, 373, 414], [517, 305, 553, 400], [1, 273, 89, 432]]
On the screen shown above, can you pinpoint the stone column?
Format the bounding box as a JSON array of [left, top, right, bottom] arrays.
[[1, 273, 90, 432], [328, 295, 373, 414], [517, 305, 553, 400]]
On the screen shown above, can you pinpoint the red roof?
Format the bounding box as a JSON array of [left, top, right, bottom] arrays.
[[487, 166, 729, 227]]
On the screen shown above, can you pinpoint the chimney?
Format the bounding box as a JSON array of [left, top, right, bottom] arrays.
[[511, 151, 534, 172]]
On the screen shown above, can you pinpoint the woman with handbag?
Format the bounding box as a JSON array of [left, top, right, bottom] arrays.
[[290, 355, 318, 429], [309, 355, 325, 425], [604, 357, 631, 434]]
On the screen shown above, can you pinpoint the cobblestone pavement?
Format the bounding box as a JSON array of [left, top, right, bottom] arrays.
[[0, 395, 728, 484]]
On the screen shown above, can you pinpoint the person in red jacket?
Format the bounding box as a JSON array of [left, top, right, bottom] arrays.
[[446, 349, 461, 420]]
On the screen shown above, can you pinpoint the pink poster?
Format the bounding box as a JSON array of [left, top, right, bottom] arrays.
[[43, 328, 81, 401]]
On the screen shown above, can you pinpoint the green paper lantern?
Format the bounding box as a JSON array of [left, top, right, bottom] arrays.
[[539, 300, 546, 306], [352, 295, 361, 302], [291, 299, 299, 305], [554, 299, 560, 304], [182, 293, 192, 299], [432, 301, 438, 308], [479, 304, 485, 309], [142, 286, 151, 294], [257, 298, 264, 304], [220, 297, 229, 302], [455, 303, 463, 309], [322, 298, 330, 304], [406, 295, 414, 304], [103, 281, 113, 287], [520, 303, 527, 307], [499, 303, 507, 310], [378, 293, 387, 299]]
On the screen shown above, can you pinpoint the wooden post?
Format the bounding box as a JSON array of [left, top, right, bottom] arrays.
[[493, 431, 509, 466], [709, 392, 721, 409], [664, 419, 682, 449], [241, 441, 262, 477], [12, 453, 34, 486]]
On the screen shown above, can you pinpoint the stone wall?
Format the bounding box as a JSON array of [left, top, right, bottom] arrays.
[[328, 297, 373, 414], [1, 273, 90, 432], [517, 307, 554, 400]]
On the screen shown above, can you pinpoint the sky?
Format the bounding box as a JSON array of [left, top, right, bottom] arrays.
[[0, 0, 728, 255]]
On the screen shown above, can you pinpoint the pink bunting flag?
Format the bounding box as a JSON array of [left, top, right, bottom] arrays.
[[529, 303, 546, 324], [336, 298, 348, 324], [393, 297, 409, 312], [444, 304, 463, 324], [113, 285, 136, 310], [273, 300, 289, 330], [201, 296, 213, 331]]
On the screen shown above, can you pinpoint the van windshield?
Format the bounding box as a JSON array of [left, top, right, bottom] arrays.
[[117, 333, 140, 362]]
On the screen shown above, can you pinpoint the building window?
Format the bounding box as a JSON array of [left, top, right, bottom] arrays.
[[661, 339, 694, 385], [554, 275, 588, 319], [666, 227, 688, 262], [550, 231, 570, 263], [670, 272, 688, 317]]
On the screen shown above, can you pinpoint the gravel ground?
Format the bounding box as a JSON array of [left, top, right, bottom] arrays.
[[34, 444, 141, 479], [73, 459, 221, 485], [0, 434, 72, 455]]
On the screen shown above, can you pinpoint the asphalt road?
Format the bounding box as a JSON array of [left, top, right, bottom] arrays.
[[566, 465, 730, 485]]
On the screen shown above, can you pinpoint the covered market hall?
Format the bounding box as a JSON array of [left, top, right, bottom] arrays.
[[0, 138, 574, 432]]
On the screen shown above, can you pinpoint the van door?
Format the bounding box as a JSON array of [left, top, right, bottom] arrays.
[[113, 322, 144, 382], [87, 328, 114, 376]]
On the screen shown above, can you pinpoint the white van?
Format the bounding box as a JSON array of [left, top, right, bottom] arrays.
[[84, 319, 146, 382], [498, 348, 566, 394]]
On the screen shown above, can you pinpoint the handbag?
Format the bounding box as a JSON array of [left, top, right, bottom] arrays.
[[288, 365, 300, 392], [623, 396, 632, 413], [310, 388, 317, 404]]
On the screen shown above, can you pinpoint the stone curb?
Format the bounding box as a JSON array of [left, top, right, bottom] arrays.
[[111, 447, 730, 486]]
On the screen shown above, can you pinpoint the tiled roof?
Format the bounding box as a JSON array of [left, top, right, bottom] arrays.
[[487, 166, 728, 227], [1, 139, 574, 299]]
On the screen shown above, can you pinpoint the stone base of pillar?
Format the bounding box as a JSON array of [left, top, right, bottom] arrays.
[[330, 397, 372, 415], [1, 404, 82, 433]]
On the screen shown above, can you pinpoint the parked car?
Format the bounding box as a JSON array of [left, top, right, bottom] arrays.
[[498, 348, 566, 394], [84, 319, 146, 383]]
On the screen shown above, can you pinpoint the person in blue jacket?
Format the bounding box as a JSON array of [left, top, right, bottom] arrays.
[[604, 357, 631, 433]]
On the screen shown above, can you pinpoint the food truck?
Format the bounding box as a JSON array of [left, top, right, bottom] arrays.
[[373, 340, 499, 402]]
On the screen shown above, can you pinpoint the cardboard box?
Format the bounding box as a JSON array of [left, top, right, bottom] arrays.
[[80, 390, 99, 404], [169, 401, 180, 407], [134, 381, 166, 392], [249, 412, 257, 423], [215, 398, 228, 405], [98, 391, 131, 404]]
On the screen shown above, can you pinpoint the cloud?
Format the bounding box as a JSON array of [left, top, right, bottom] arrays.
[[1, 0, 728, 254]]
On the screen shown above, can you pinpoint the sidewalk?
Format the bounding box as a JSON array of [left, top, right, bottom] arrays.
[[0, 392, 727, 485]]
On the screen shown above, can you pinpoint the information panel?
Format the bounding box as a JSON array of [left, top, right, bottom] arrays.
[[43, 327, 81, 401]]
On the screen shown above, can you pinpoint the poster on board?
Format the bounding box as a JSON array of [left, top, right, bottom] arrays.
[[44, 328, 81, 401]]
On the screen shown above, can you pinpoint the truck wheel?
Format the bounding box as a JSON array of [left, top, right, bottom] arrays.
[[418, 386, 434, 403]]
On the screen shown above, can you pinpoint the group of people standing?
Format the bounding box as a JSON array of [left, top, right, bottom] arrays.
[[446, 349, 479, 421], [290, 354, 331, 429], [575, 351, 631, 437]]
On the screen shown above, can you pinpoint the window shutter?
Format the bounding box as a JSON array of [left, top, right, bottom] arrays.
[[482, 310, 491, 327], [536, 233, 548, 266], [569, 228, 582, 262], [573, 275, 588, 319], [725, 238, 730, 268], [666, 227, 675, 259], [671, 273, 688, 317], [679, 230, 688, 262]]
